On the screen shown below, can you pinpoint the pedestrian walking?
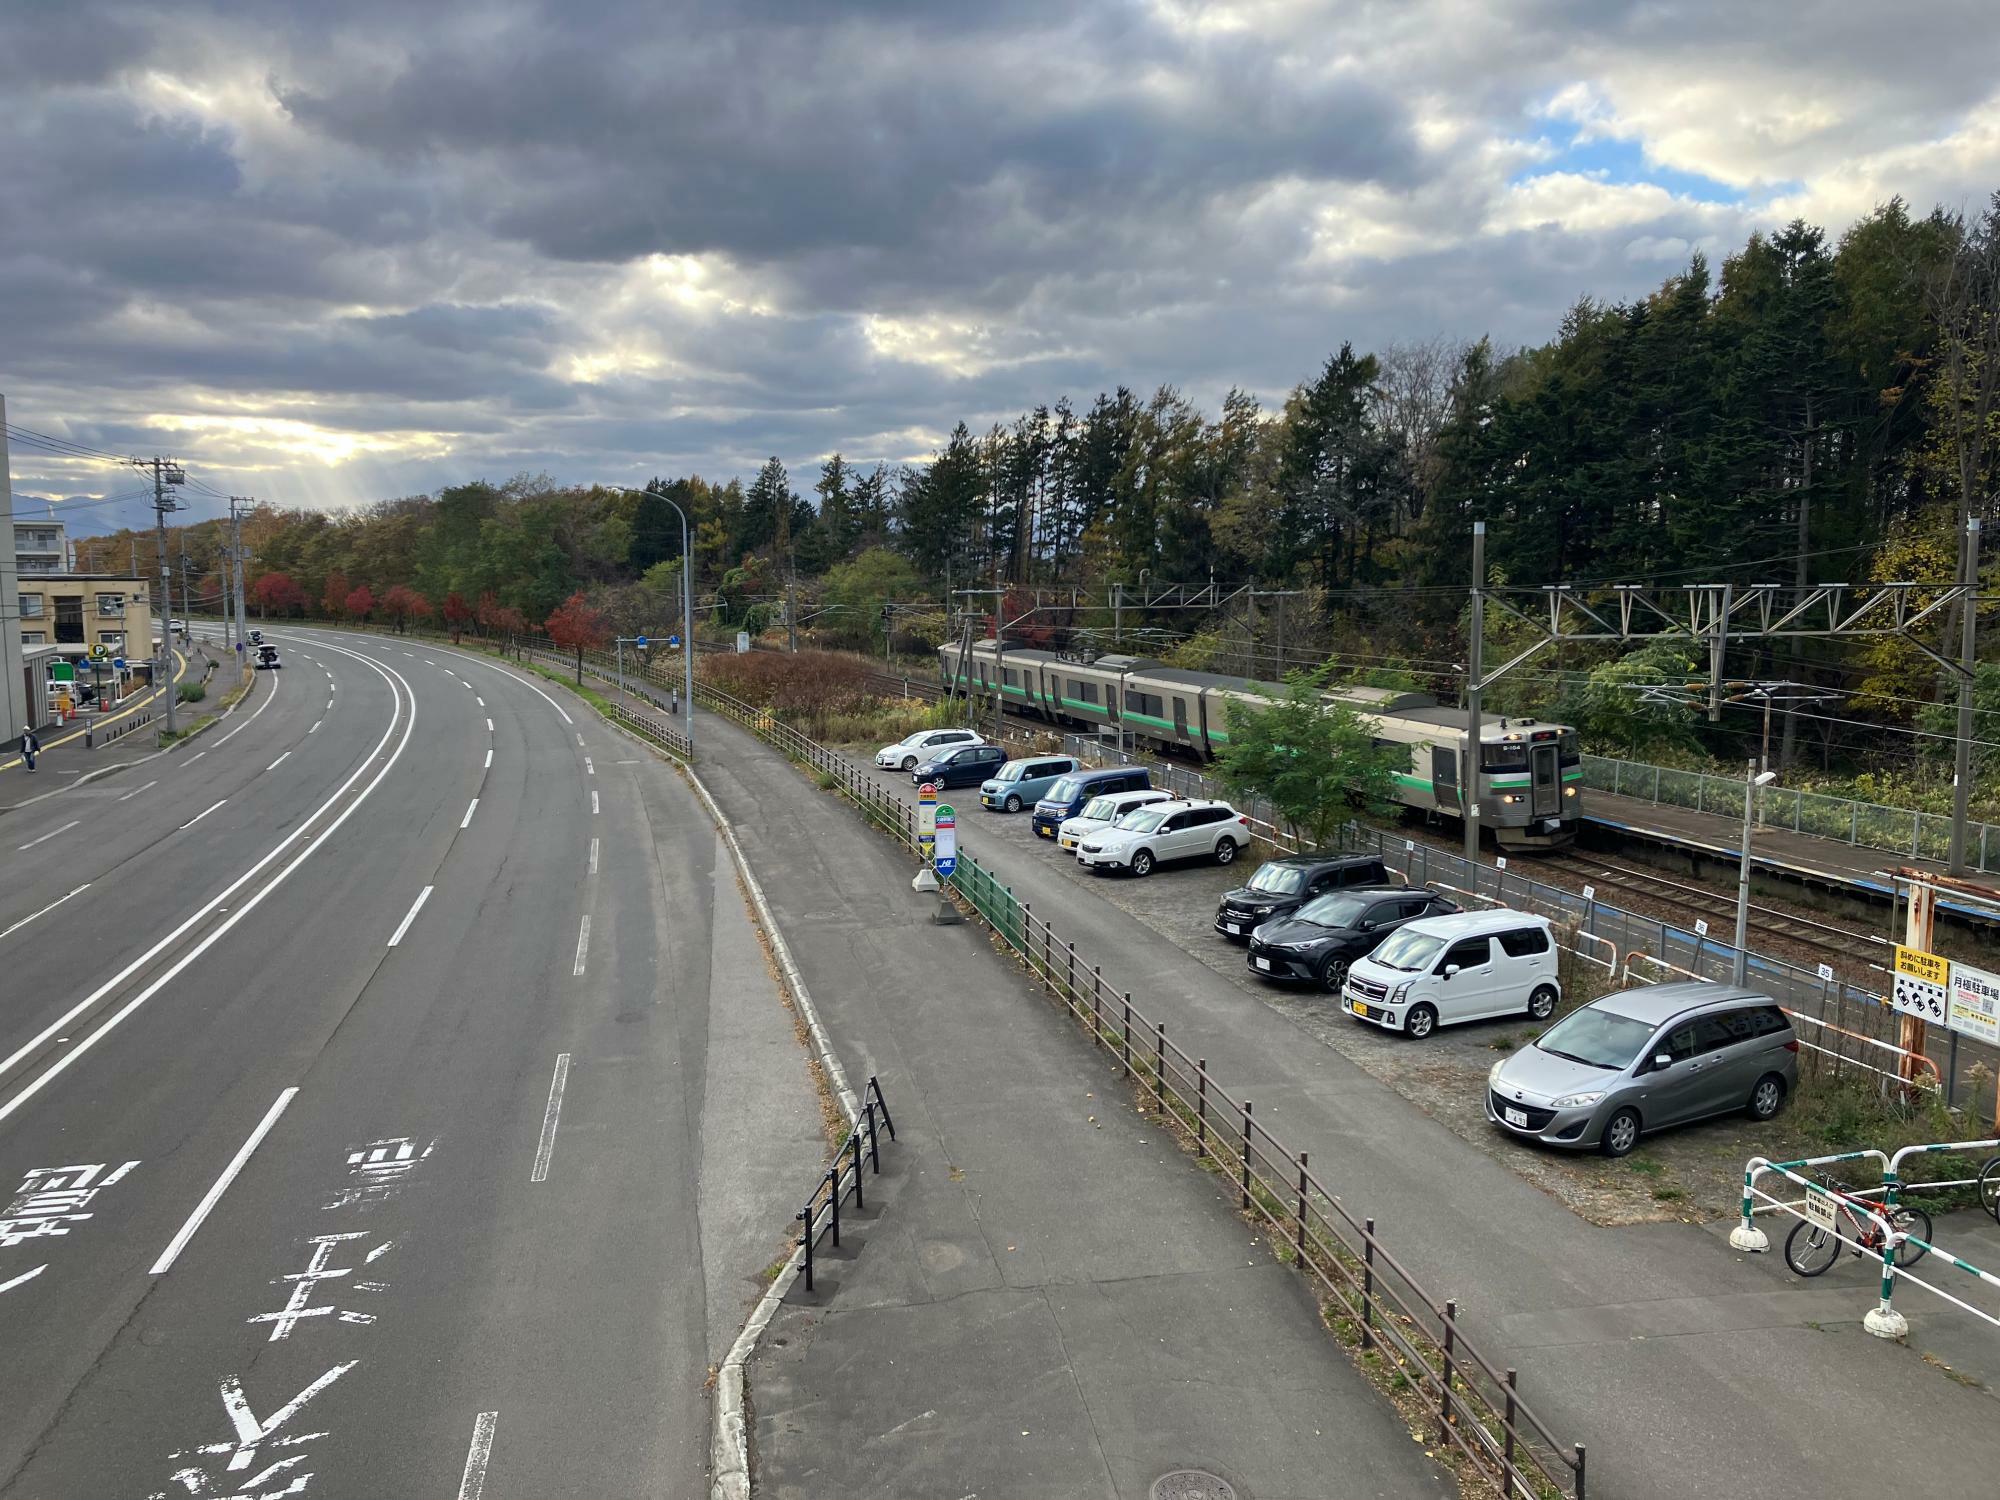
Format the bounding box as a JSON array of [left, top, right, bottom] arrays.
[[21, 728, 40, 771]]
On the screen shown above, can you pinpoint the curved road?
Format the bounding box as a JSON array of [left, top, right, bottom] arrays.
[[0, 627, 819, 1496]]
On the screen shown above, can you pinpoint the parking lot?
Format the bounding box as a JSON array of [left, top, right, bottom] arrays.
[[843, 747, 1906, 1226]]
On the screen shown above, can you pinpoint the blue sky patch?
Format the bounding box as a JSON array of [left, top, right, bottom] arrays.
[[1517, 122, 1761, 204]]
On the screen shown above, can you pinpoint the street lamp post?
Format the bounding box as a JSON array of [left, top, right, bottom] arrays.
[[1733, 763, 1779, 983], [605, 485, 694, 746]]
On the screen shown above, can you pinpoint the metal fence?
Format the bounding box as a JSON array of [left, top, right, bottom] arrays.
[[1581, 753, 2000, 874], [795, 1077, 897, 1292], [699, 678, 1588, 1500]]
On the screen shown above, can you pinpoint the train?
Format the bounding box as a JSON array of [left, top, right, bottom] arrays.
[[937, 639, 1582, 851]]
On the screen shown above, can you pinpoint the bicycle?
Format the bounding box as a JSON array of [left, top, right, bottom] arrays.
[[1783, 1178, 1933, 1278], [1978, 1155, 2000, 1224]]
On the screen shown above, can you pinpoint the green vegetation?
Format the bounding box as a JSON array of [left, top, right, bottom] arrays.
[[1213, 665, 1406, 848], [177, 681, 207, 704]]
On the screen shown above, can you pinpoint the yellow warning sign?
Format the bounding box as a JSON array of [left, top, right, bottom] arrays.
[[1893, 945, 1950, 1023], [1895, 946, 1949, 987]]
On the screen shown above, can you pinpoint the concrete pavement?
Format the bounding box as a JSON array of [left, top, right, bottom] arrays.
[[694, 710, 1452, 1500]]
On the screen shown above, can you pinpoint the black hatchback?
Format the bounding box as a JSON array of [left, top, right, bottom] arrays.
[[1214, 854, 1397, 942], [912, 743, 1007, 789], [1247, 888, 1460, 992]]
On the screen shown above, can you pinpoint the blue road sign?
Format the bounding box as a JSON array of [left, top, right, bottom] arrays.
[[635, 635, 648, 649], [112, 657, 126, 671], [667, 634, 681, 647], [934, 853, 956, 878]]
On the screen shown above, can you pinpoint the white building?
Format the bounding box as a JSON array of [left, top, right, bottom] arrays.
[[14, 517, 69, 576]]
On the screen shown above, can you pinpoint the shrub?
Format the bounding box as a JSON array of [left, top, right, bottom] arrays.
[[178, 681, 207, 704]]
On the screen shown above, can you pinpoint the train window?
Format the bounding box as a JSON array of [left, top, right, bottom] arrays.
[[1122, 690, 1165, 718], [1002, 668, 1018, 686], [1560, 730, 1580, 759], [1070, 679, 1099, 704], [1484, 743, 1528, 769]]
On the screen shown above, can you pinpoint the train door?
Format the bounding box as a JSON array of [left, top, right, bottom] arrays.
[[1531, 743, 1560, 818], [1172, 695, 1189, 742], [1431, 745, 1460, 811]]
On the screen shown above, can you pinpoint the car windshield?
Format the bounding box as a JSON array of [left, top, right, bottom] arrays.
[[1117, 809, 1167, 833], [1047, 778, 1082, 802], [1294, 893, 1372, 928], [1371, 928, 1445, 972], [1246, 864, 1304, 895], [1079, 796, 1118, 821], [995, 762, 1027, 781], [1534, 1007, 1656, 1070]]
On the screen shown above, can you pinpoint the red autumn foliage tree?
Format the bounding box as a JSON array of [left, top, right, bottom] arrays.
[[322, 570, 351, 621], [345, 583, 377, 621], [543, 590, 611, 684], [251, 572, 307, 618], [443, 591, 471, 640], [379, 583, 427, 633]]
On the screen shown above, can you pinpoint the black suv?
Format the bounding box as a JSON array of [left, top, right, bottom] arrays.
[[1248, 887, 1461, 992], [1214, 854, 1397, 942]]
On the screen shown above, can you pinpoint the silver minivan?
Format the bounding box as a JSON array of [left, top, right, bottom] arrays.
[[1486, 981, 1799, 1157]]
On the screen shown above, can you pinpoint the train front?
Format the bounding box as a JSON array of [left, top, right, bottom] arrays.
[[1482, 724, 1582, 850]]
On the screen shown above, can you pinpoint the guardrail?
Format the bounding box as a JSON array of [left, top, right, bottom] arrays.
[[795, 1077, 897, 1293], [697, 677, 1588, 1500], [1581, 752, 2000, 874]]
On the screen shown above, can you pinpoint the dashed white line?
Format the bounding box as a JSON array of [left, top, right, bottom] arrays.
[[461, 798, 479, 829], [532, 1054, 571, 1182], [177, 799, 227, 831], [0, 883, 91, 941], [330, 682, 336, 692], [591, 790, 599, 815], [457, 1412, 499, 1500], [151, 1088, 298, 1275], [486, 718, 494, 732], [576, 733, 584, 747], [483, 748, 493, 768], [588, 837, 598, 876], [0, 1264, 45, 1297], [326, 700, 333, 713], [572, 916, 590, 976], [585, 757, 594, 776], [18, 820, 81, 851], [387, 885, 434, 948], [117, 779, 158, 802], [476, 696, 485, 707], [186, 750, 206, 763], [309, 720, 321, 734], [267, 752, 291, 771]]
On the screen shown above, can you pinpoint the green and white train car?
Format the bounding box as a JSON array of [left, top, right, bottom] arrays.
[[938, 639, 1582, 851]]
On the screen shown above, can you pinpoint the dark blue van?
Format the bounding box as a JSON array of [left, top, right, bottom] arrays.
[[1030, 764, 1154, 840]]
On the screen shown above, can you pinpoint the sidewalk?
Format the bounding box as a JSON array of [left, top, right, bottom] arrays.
[[693, 711, 1451, 1500]]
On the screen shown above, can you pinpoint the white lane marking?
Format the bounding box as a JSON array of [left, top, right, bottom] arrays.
[[117, 779, 159, 802], [186, 751, 206, 763], [0, 1264, 46, 1296], [460, 798, 478, 829], [309, 720, 321, 734], [215, 663, 280, 744], [403, 652, 414, 657], [325, 670, 332, 680], [571, 916, 590, 976], [330, 682, 336, 692], [457, 1411, 499, 1500], [591, 790, 599, 815], [483, 748, 492, 769], [151, 1088, 299, 1275], [588, 837, 598, 876], [532, 1055, 571, 1182], [476, 696, 484, 707], [387, 885, 434, 947], [585, 757, 594, 775], [0, 883, 91, 941], [267, 752, 291, 771], [17, 819, 80, 851], [178, 799, 228, 831], [325, 700, 333, 713], [576, 733, 584, 747], [615, 759, 641, 764], [486, 718, 494, 732], [0, 642, 416, 1129]]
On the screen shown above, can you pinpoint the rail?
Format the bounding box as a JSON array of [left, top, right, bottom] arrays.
[[1581, 752, 2000, 875], [697, 677, 1588, 1500], [795, 1077, 897, 1293]]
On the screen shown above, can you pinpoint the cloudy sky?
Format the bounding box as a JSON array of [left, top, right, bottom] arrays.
[[4, 0, 1997, 535]]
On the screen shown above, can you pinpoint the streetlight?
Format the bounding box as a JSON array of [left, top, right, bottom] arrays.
[[602, 485, 695, 747], [1733, 764, 1779, 983]]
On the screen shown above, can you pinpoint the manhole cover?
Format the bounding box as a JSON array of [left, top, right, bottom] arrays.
[[1150, 1473, 1236, 1500]]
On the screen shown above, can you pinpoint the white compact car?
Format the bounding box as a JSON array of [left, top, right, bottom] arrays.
[[1341, 909, 1560, 1039], [874, 728, 984, 771], [1075, 799, 1250, 876], [1056, 788, 1173, 853]]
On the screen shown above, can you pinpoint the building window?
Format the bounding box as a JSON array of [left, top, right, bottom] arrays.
[[100, 632, 125, 649], [97, 593, 125, 615], [19, 594, 44, 618], [21, 631, 45, 645]]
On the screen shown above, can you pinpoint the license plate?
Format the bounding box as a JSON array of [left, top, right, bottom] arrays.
[[1504, 1107, 1529, 1128], [1060, 837, 1075, 849], [1254, 957, 1271, 971], [1037, 826, 1053, 839], [1225, 922, 1242, 934], [1350, 1001, 1371, 1018]]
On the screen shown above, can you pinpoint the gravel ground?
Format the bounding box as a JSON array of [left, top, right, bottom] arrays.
[[841, 743, 1828, 1228]]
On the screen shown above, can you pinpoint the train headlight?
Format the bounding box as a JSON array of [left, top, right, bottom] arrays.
[[1564, 786, 1576, 797], [1500, 794, 1518, 805]]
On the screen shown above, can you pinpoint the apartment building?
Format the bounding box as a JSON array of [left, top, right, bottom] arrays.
[[17, 574, 153, 659], [13, 518, 70, 575]]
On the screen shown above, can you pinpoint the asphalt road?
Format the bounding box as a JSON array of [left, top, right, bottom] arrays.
[[0, 627, 819, 1497]]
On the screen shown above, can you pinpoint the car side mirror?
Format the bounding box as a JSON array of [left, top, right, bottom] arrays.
[[1443, 964, 1460, 979], [1652, 1052, 1673, 1072]]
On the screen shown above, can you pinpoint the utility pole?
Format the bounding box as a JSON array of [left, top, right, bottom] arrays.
[[0, 396, 26, 751], [138, 456, 186, 735], [229, 497, 254, 663], [1112, 581, 1123, 647], [177, 531, 193, 647], [1948, 516, 1983, 873], [1462, 521, 1485, 862], [787, 579, 797, 653]]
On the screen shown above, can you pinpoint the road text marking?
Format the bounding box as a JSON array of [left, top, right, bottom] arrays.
[[532, 1055, 570, 1182], [152, 1088, 299, 1275], [387, 886, 433, 948]]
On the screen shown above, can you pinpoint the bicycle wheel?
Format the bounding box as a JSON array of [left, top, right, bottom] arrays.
[[1980, 1157, 2000, 1224], [1891, 1206, 1933, 1270], [1784, 1217, 1842, 1277]]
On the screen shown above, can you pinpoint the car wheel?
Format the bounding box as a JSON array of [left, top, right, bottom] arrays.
[[1599, 1108, 1641, 1158], [1214, 838, 1238, 866], [1319, 957, 1349, 994], [1005, 794, 1022, 813], [1403, 1003, 1436, 1040], [1130, 849, 1155, 878], [901, 755, 917, 771], [1526, 984, 1558, 1021], [1747, 1074, 1786, 1121]]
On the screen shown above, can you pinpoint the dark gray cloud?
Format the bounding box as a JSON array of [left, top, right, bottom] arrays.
[[1, 0, 1997, 524]]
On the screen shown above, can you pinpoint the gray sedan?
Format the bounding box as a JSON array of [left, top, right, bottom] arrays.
[[1486, 982, 1798, 1157]]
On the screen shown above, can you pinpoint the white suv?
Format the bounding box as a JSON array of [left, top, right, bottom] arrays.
[[1076, 799, 1251, 877], [1056, 788, 1173, 853], [1341, 909, 1561, 1039], [874, 728, 984, 771]]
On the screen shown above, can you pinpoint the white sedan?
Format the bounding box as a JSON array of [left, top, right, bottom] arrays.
[[1075, 799, 1251, 877], [1056, 789, 1173, 853]]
